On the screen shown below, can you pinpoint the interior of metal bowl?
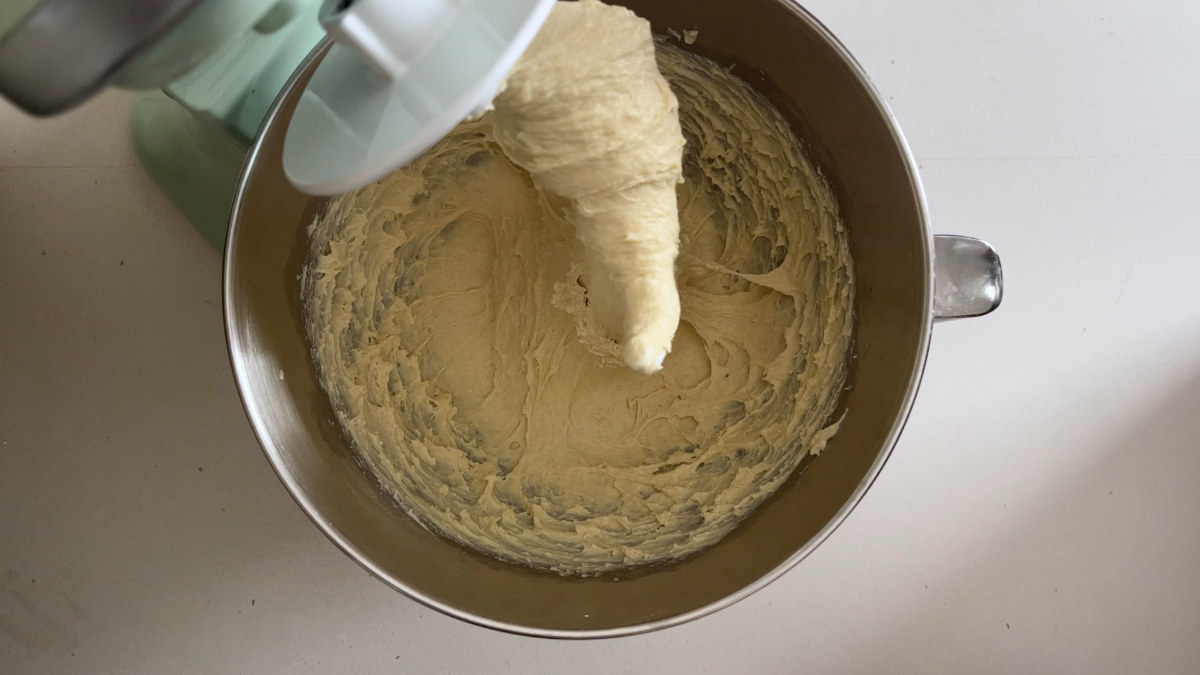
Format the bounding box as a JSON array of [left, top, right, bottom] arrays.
[[224, 0, 932, 637]]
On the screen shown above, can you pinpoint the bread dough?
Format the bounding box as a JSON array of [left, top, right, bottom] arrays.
[[303, 41, 854, 574], [492, 0, 685, 374]]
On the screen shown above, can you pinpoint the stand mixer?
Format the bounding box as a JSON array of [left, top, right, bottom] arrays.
[[0, 0, 554, 246]]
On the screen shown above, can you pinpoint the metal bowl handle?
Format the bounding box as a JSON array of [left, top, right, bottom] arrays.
[[933, 235, 1003, 319]]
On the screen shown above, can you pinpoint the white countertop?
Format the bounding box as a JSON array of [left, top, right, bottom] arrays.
[[2, 1, 1198, 672]]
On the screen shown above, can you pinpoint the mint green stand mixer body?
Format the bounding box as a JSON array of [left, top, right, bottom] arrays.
[[129, 0, 326, 247], [0, 0, 554, 247]]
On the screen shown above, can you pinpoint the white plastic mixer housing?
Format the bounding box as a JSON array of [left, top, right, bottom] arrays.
[[284, 0, 556, 195]]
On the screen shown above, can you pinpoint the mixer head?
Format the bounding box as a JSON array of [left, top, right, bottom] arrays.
[[0, 0, 553, 196]]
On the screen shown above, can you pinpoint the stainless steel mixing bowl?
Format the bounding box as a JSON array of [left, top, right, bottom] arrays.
[[224, 0, 1002, 638]]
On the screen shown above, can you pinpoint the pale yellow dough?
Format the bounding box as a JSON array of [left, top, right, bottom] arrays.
[[492, 0, 685, 374], [303, 36, 854, 573]]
